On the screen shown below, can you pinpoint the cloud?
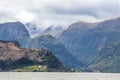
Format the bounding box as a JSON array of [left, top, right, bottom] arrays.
[[0, 0, 120, 29], [14, 9, 37, 23], [47, 0, 120, 18]]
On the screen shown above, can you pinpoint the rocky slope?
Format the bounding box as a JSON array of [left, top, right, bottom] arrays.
[[38, 25, 65, 39], [25, 35, 84, 68], [59, 18, 120, 65], [87, 42, 120, 73], [0, 22, 80, 68], [0, 22, 30, 47], [0, 41, 68, 72], [25, 23, 41, 38]]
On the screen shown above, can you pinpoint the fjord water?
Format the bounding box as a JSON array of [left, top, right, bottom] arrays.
[[0, 72, 120, 80]]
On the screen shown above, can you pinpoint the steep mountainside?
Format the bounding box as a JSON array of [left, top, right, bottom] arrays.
[[0, 17, 120, 72], [0, 22, 30, 47], [0, 41, 68, 72], [38, 25, 65, 39], [0, 22, 82, 68], [59, 18, 120, 64], [25, 35, 84, 68], [87, 42, 120, 73], [25, 23, 40, 38]]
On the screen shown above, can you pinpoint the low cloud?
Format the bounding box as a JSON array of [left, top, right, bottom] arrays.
[[0, 0, 120, 29]]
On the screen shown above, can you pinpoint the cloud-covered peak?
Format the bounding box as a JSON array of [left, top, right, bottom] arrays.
[[0, 0, 120, 29]]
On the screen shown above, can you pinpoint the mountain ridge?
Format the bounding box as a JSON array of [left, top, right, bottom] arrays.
[[0, 16, 120, 72]]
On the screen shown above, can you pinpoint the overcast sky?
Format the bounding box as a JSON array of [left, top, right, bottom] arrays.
[[0, 0, 120, 29]]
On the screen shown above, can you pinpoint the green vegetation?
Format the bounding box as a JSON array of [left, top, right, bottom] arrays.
[[10, 65, 48, 72], [0, 41, 69, 72]]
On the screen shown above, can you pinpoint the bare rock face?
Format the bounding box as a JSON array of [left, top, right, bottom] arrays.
[[38, 25, 65, 39], [0, 22, 30, 47], [0, 41, 68, 72]]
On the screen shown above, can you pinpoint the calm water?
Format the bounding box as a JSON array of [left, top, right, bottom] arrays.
[[0, 72, 120, 80]]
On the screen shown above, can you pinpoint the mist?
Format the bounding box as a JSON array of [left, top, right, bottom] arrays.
[[0, 0, 120, 30]]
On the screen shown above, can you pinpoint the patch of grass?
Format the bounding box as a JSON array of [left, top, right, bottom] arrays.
[[9, 65, 48, 72]]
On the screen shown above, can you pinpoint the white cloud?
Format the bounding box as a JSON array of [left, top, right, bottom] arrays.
[[14, 9, 37, 23], [0, 0, 120, 29]]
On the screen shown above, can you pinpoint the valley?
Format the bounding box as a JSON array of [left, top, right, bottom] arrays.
[[0, 17, 120, 72]]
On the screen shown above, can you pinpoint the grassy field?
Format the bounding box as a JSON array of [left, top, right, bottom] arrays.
[[9, 65, 48, 72]]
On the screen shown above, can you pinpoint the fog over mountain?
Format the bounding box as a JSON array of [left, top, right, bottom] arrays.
[[0, 0, 120, 73], [0, 17, 120, 72], [0, 0, 120, 31]]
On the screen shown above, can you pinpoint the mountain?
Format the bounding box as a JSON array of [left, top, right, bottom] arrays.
[[0, 17, 120, 72], [0, 41, 69, 72], [59, 21, 99, 64], [25, 35, 84, 68], [59, 18, 120, 65], [25, 23, 41, 38], [87, 42, 120, 73], [0, 22, 82, 68], [38, 25, 65, 39], [0, 22, 30, 47]]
